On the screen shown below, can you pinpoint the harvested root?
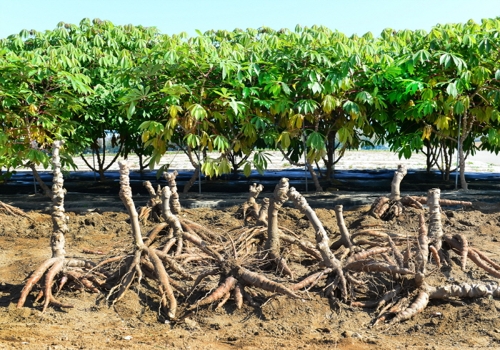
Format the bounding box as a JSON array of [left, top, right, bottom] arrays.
[[0, 201, 31, 219], [444, 235, 500, 279], [331, 205, 354, 250], [410, 196, 473, 207], [287, 186, 348, 299], [240, 183, 264, 222], [369, 165, 422, 220], [388, 290, 429, 325]]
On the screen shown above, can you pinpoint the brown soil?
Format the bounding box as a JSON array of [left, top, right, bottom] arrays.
[[2, 194, 500, 349]]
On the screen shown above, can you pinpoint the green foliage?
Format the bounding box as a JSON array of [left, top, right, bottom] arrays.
[[1, 17, 500, 183]]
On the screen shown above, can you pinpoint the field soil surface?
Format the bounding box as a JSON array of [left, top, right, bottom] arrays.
[[2, 188, 500, 349]]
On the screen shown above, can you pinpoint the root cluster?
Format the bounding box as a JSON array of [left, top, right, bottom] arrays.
[[17, 160, 500, 329]]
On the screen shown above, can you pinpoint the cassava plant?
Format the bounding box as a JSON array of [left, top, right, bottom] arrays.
[[366, 184, 500, 326], [102, 161, 182, 319], [17, 141, 102, 311]]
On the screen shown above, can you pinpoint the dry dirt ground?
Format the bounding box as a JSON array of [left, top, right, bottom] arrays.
[[2, 190, 500, 349]]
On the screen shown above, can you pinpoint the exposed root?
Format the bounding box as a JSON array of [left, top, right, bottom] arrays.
[[369, 165, 424, 221], [0, 201, 31, 219], [240, 183, 264, 222], [388, 290, 429, 325], [17, 141, 102, 310]]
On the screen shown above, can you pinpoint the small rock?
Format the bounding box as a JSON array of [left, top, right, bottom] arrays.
[[184, 317, 200, 330], [123, 335, 132, 340]]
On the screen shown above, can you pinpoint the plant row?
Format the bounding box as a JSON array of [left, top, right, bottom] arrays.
[[1, 18, 500, 190]]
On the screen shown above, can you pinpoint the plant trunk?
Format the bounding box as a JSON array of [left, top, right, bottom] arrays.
[[182, 147, 201, 193], [265, 179, 289, 258], [458, 137, 468, 190], [278, 146, 323, 192], [389, 164, 407, 201], [183, 166, 200, 193], [50, 141, 67, 258], [324, 130, 336, 180], [30, 164, 52, 198], [80, 134, 123, 181], [306, 162, 323, 192], [427, 188, 443, 251], [164, 171, 182, 214]]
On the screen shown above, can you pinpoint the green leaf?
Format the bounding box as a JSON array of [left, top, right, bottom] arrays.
[[228, 98, 240, 116], [295, 100, 318, 115], [321, 95, 337, 114], [439, 53, 452, 69], [213, 135, 229, 152], [278, 131, 291, 149], [243, 162, 252, 177], [185, 134, 201, 148], [404, 80, 425, 95], [280, 82, 291, 95], [306, 131, 325, 150], [412, 50, 431, 64], [309, 82, 322, 94], [253, 151, 270, 175], [446, 82, 458, 98], [355, 91, 373, 105], [343, 101, 360, 118], [127, 102, 136, 118], [454, 100, 465, 115], [188, 104, 207, 120], [337, 126, 352, 144]]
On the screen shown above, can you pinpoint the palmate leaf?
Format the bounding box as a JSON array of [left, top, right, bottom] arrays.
[[434, 115, 451, 130], [439, 52, 467, 72], [454, 100, 465, 115], [212, 135, 229, 152], [127, 102, 136, 118], [242, 122, 257, 139], [188, 104, 207, 120], [184, 134, 201, 148], [417, 100, 436, 116], [337, 126, 353, 144], [412, 49, 431, 65], [295, 99, 318, 115], [343, 100, 360, 118], [250, 116, 268, 130], [403, 80, 425, 95], [228, 98, 245, 116], [253, 151, 270, 175], [161, 84, 188, 97], [306, 131, 325, 150], [280, 82, 291, 95], [321, 95, 338, 114], [289, 114, 304, 129], [355, 91, 373, 105], [308, 81, 322, 94]]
